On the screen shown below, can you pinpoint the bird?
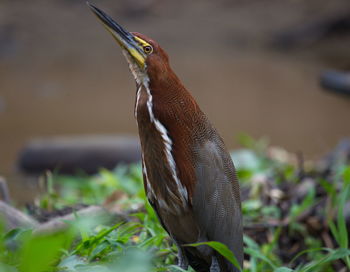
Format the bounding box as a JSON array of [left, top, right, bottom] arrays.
[[88, 3, 243, 272]]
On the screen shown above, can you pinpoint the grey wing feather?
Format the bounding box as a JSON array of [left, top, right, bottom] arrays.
[[192, 138, 243, 270]]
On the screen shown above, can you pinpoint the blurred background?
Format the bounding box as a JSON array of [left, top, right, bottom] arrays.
[[1, 0, 350, 202]]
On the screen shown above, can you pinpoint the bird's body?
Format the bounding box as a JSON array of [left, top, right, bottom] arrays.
[[88, 5, 243, 272]]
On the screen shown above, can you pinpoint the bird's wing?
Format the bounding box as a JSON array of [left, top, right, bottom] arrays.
[[192, 137, 243, 269]]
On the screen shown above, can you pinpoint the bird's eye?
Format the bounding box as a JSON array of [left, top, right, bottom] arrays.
[[143, 45, 153, 54]]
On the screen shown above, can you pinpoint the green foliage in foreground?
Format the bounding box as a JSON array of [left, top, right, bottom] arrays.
[[0, 135, 350, 272]]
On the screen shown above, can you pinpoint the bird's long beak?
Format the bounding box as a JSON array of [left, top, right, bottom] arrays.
[[87, 2, 146, 68]]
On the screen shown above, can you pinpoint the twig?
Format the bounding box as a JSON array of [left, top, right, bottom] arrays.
[[0, 177, 11, 204]]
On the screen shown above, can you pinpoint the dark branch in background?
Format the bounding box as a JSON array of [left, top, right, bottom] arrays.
[[271, 12, 350, 49], [320, 70, 350, 97]]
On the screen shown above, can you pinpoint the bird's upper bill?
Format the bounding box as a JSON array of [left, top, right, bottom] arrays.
[[87, 2, 151, 69]]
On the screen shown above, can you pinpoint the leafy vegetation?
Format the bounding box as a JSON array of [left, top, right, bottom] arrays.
[[0, 135, 349, 271]]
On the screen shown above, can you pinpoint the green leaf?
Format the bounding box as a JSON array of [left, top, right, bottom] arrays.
[[139, 235, 166, 249], [300, 248, 350, 272], [89, 241, 110, 260], [185, 241, 241, 271], [244, 247, 276, 269], [19, 230, 72, 272], [343, 166, 350, 185], [328, 220, 339, 244], [337, 181, 349, 249], [231, 149, 261, 171], [0, 262, 18, 272], [3, 228, 23, 241], [289, 247, 325, 266], [243, 235, 260, 250], [242, 199, 262, 212], [90, 223, 123, 247], [165, 265, 189, 271], [274, 267, 294, 272], [59, 255, 86, 270], [289, 188, 315, 221], [74, 264, 111, 272]]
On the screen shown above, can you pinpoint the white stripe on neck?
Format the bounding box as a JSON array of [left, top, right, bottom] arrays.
[[139, 82, 188, 208], [135, 85, 142, 119]]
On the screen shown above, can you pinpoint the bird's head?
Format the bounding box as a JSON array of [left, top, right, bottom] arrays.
[[88, 3, 171, 85]]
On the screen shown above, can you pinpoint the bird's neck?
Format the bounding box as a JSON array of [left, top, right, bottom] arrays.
[[135, 69, 202, 125], [134, 69, 207, 206]]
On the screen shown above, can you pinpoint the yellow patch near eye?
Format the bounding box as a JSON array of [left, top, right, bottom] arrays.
[[134, 36, 153, 51]]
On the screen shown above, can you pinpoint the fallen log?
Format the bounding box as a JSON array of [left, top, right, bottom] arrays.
[[0, 201, 130, 234], [0, 201, 38, 230], [34, 205, 113, 234], [17, 135, 141, 175]]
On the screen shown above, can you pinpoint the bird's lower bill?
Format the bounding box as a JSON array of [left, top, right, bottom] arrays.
[[109, 31, 146, 68]]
